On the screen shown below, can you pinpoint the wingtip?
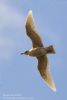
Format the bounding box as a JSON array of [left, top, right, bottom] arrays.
[[53, 87, 56, 92], [41, 68, 57, 92], [26, 10, 36, 31], [47, 78, 56, 92], [26, 10, 33, 22], [46, 81, 56, 92], [28, 10, 32, 15], [50, 83, 56, 92]]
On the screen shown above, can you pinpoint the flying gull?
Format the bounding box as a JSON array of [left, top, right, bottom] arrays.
[[21, 10, 56, 92]]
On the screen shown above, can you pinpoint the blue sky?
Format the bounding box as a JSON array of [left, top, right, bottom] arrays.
[[0, 0, 67, 100]]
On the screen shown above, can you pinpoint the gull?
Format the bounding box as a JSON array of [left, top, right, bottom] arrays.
[[21, 10, 56, 92]]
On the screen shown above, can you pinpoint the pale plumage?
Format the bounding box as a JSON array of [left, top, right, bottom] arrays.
[[21, 10, 56, 92]]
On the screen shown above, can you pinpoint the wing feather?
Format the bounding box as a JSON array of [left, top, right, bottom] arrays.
[[26, 10, 44, 48], [38, 56, 56, 92]]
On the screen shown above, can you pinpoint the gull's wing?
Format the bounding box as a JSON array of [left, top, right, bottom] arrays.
[[38, 56, 56, 92], [26, 10, 44, 48]]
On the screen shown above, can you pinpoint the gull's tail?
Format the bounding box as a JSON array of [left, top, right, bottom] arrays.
[[46, 45, 56, 54]]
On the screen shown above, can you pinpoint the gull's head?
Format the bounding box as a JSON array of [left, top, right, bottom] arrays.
[[21, 50, 29, 55]]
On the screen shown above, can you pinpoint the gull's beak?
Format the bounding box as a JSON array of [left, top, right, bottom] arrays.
[[20, 52, 25, 55]]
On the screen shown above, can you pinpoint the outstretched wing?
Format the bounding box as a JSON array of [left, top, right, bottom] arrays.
[[38, 56, 56, 92], [25, 10, 44, 48]]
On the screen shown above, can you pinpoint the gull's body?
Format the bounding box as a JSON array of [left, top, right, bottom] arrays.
[[21, 10, 56, 92]]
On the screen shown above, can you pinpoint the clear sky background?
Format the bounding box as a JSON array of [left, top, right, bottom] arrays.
[[0, 0, 67, 100]]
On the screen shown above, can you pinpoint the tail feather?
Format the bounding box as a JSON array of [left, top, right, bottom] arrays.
[[46, 45, 56, 54]]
